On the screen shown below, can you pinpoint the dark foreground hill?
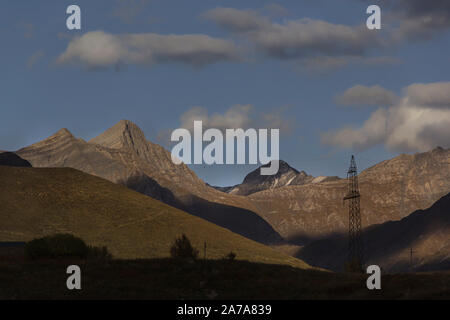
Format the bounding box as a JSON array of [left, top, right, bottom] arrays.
[[297, 193, 450, 272], [0, 259, 449, 299], [0, 166, 308, 268]]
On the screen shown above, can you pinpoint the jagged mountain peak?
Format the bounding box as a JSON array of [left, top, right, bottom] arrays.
[[89, 120, 147, 150], [43, 128, 74, 141], [54, 128, 74, 138], [87, 120, 202, 186], [223, 160, 315, 196], [243, 160, 299, 183], [17, 128, 75, 152], [217, 160, 342, 196]]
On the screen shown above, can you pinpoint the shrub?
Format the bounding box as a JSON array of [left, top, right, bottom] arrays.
[[170, 234, 199, 260], [25, 234, 89, 260], [225, 251, 236, 261]]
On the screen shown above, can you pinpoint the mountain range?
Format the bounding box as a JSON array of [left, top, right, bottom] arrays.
[[6, 120, 450, 272]]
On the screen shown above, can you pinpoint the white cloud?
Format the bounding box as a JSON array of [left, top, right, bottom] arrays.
[[322, 108, 388, 150], [203, 8, 271, 33], [57, 31, 239, 68], [322, 82, 450, 152], [384, 104, 450, 151], [179, 105, 253, 131], [336, 85, 398, 107], [157, 104, 293, 146], [404, 82, 450, 109], [178, 104, 292, 132]]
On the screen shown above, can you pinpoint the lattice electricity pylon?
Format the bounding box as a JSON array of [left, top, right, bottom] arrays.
[[343, 155, 364, 272]]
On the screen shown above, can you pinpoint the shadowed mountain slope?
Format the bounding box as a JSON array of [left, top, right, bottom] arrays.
[[0, 166, 308, 268], [296, 192, 450, 273], [0, 152, 31, 167]]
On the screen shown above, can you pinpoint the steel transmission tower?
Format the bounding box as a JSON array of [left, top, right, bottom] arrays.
[[343, 155, 364, 271]]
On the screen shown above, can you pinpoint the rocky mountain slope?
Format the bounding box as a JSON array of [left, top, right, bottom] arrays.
[[0, 166, 308, 267], [16, 121, 282, 244], [248, 147, 450, 243], [296, 192, 450, 272]]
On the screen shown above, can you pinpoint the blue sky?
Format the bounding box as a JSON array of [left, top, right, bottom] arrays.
[[1, 0, 450, 186]]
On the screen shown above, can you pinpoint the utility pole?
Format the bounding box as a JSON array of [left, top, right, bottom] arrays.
[[343, 155, 364, 272]]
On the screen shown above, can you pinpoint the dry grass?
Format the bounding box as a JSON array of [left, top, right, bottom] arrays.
[[0, 166, 308, 268]]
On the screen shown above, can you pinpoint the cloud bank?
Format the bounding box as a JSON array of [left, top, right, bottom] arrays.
[[322, 82, 450, 152], [56, 3, 450, 71], [57, 31, 239, 68], [204, 7, 382, 69]]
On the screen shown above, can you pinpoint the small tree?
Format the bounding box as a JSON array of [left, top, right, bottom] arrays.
[[225, 251, 236, 261], [170, 234, 199, 260]]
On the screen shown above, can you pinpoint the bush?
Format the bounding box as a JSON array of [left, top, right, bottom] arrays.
[[225, 251, 236, 261], [170, 234, 199, 260], [25, 234, 89, 260], [25, 234, 112, 261]]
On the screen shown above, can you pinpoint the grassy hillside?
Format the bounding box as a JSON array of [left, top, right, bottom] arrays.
[[0, 166, 309, 268]]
